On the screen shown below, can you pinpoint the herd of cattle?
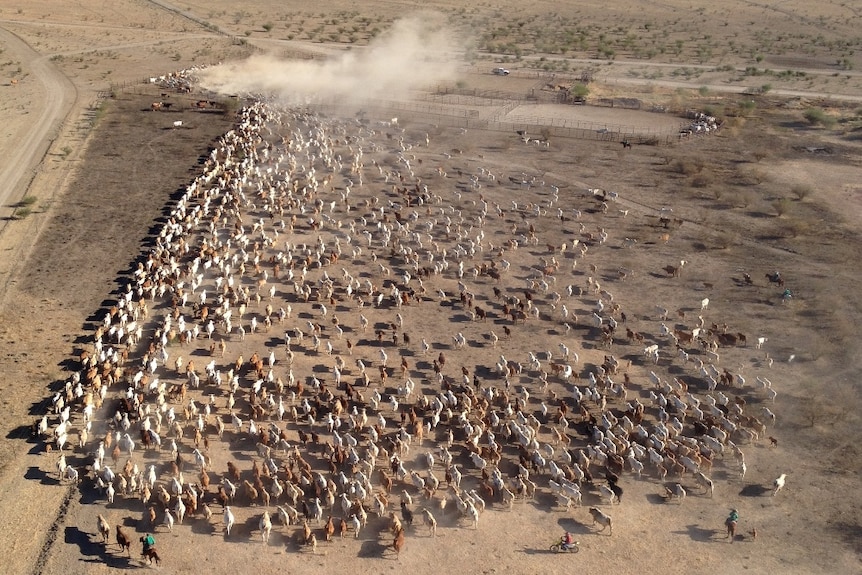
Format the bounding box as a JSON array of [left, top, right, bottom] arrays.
[[39, 79, 785, 562]]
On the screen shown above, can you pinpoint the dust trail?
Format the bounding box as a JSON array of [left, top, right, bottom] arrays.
[[197, 14, 464, 107]]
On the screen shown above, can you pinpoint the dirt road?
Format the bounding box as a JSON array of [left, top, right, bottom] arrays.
[[0, 26, 76, 226]]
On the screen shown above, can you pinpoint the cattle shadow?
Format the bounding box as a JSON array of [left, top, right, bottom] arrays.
[[8, 422, 39, 444], [665, 364, 687, 377], [27, 440, 49, 455], [26, 465, 60, 485], [72, 333, 91, 344], [121, 516, 142, 531], [830, 520, 862, 554], [739, 484, 771, 497], [78, 488, 104, 505], [104, 494, 144, 514], [712, 469, 733, 482], [66, 525, 135, 568], [222, 526, 250, 543], [230, 448, 253, 461], [671, 524, 721, 542], [191, 517, 218, 536], [357, 539, 390, 558], [242, 515, 261, 538], [556, 516, 592, 536], [141, 448, 163, 462], [645, 492, 668, 505]]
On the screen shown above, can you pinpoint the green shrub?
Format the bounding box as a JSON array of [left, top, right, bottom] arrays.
[[803, 107, 836, 128], [570, 83, 589, 97], [739, 100, 756, 115]]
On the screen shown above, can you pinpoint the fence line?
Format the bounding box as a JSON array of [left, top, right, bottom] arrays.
[[418, 93, 516, 107], [315, 102, 685, 145], [102, 75, 696, 145], [504, 111, 689, 135], [315, 98, 480, 119]]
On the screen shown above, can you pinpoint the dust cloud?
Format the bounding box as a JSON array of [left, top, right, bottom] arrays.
[[197, 14, 464, 107]]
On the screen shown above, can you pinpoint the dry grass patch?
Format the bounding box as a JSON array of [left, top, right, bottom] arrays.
[[724, 189, 753, 208], [791, 184, 814, 201], [690, 171, 713, 188], [710, 229, 737, 249], [671, 157, 705, 176], [771, 196, 792, 217], [738, 165, 771, 185], [775, 217, 811, 238]]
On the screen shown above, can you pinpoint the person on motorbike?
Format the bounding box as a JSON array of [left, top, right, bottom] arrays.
[[561, 531, 575, 550]]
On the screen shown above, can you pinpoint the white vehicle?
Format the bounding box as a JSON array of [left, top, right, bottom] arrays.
[[492, 67, 510, 76]]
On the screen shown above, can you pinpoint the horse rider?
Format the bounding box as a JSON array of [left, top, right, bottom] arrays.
[[141, 533, 156, 555], [727, 509, 739, 524], [725, 509, 739, 542]]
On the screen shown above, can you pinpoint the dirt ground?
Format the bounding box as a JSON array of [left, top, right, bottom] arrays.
[[0, 2, 861, 575]]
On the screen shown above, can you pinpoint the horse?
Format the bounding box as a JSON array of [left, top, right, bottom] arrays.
[[766, 272, 784, 287], [142, 547, 161, 565], [115, 525, 131, 556], [725, 517, 737, 542]]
